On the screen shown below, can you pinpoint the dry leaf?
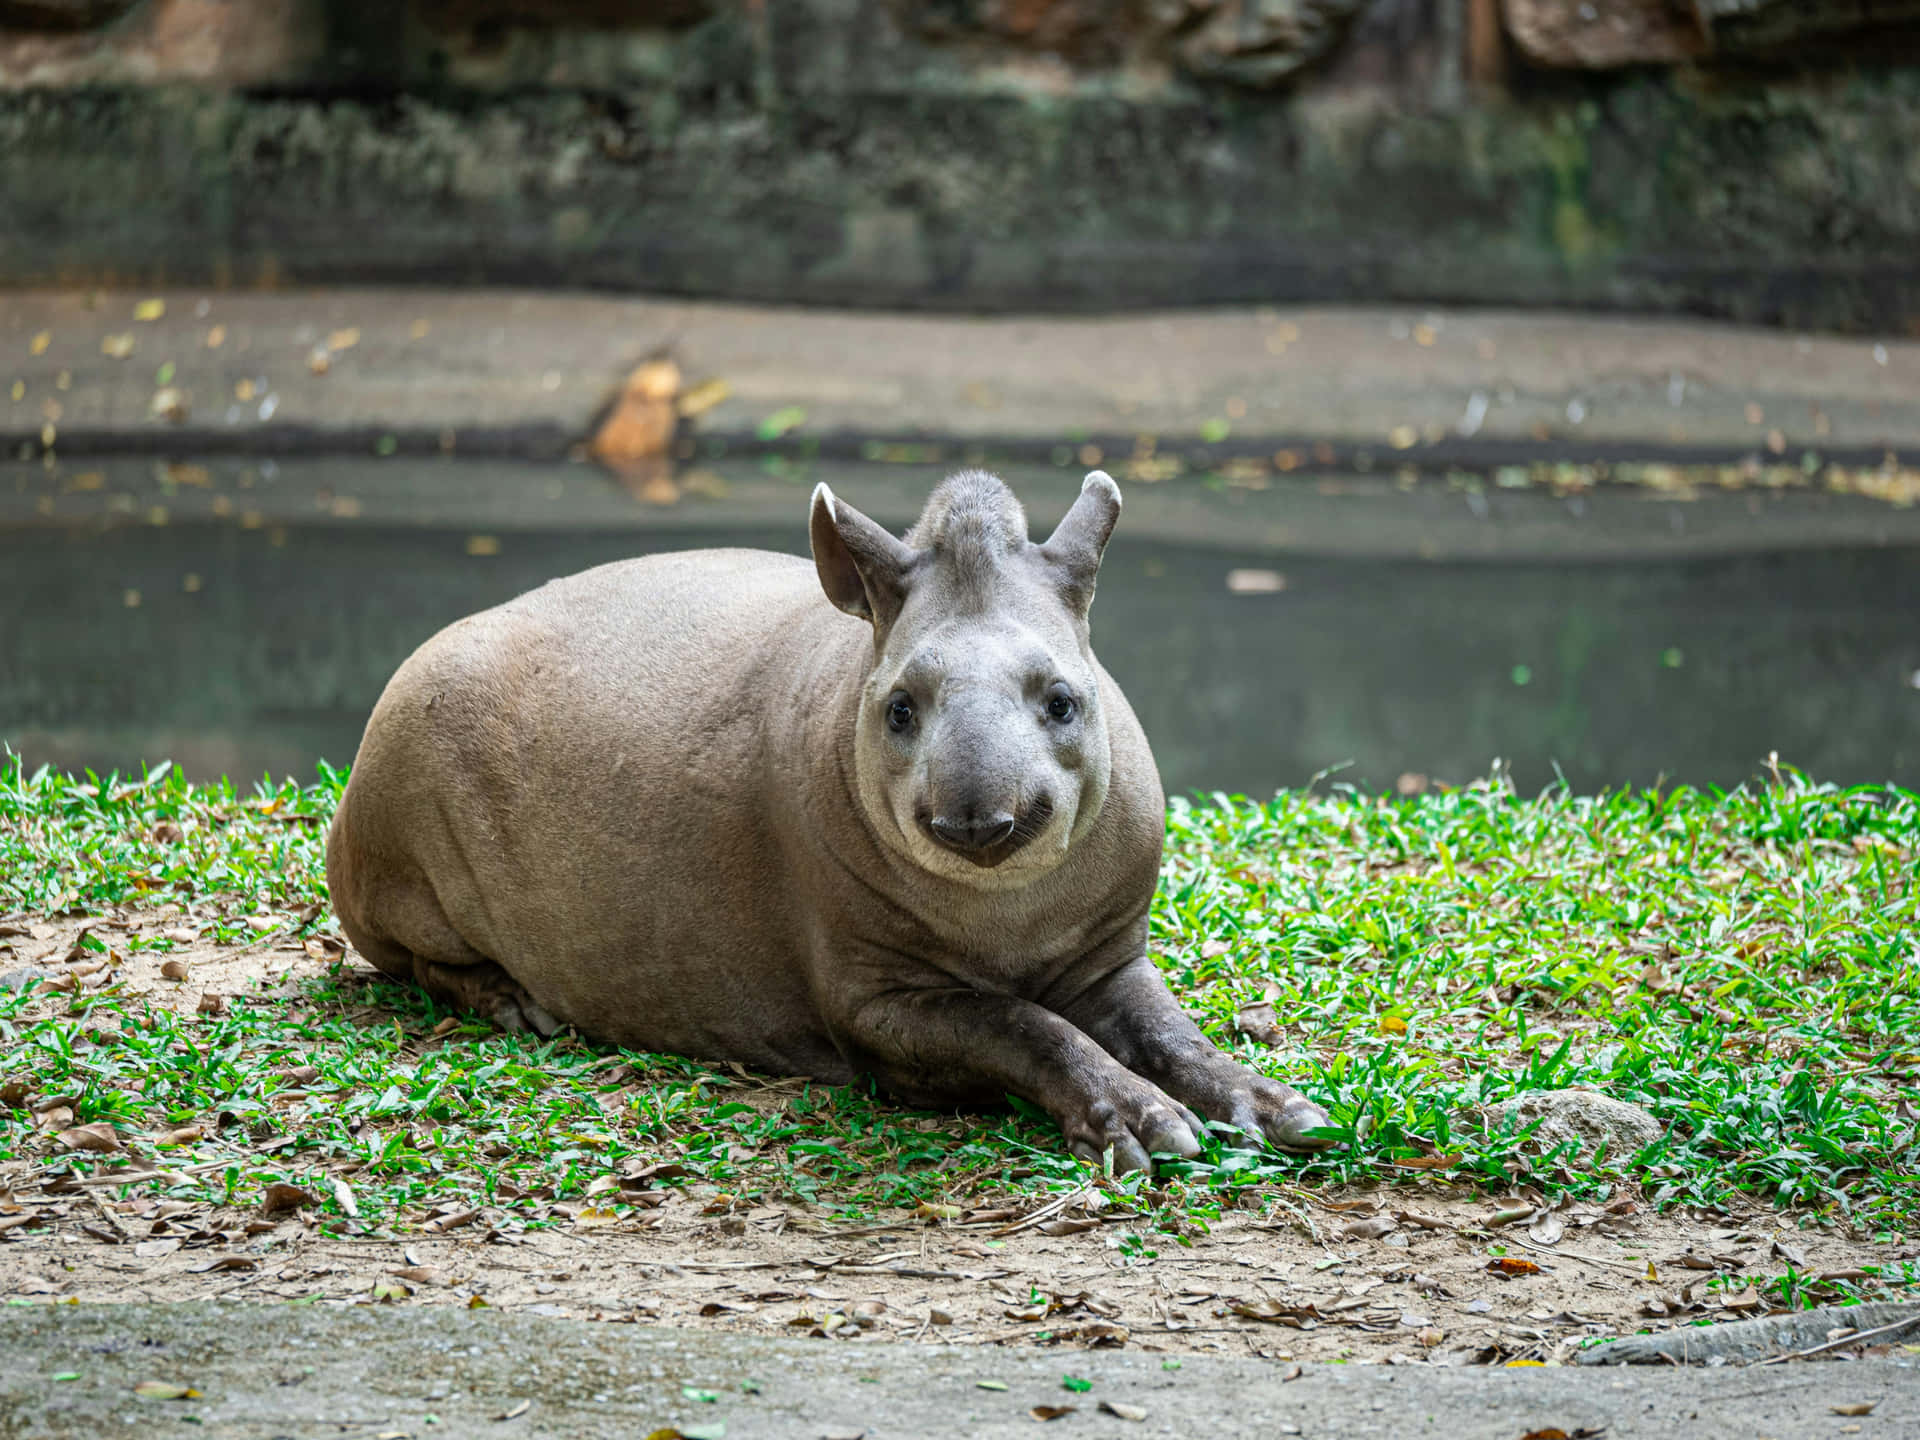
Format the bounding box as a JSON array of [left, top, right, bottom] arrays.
[[1486, 1258, 1543, 1277], [132, 1380, 200, 1400], [1528, 1211, 1566, 1245], [195, 993, 225, 1017], [57, 1123, 122, 1153], [495, 1400, 531, 1421], [333, 1177, 360, 1218], [592, 360, 680, 464], [677, 377, 730, 417], [1831, 1403, 1877, 1417], [1391, 1154, 1463, 1171], [101, 333, 135, 358], [1099, 1401, 1147, 1421], [133, 298, 166, 322], [154, 1125, 202, 1147], [1340, 1215, 1399, 1241], [1235, 1001, 1283, 1047], [1030, 1406, 1076, 1422], [260, 1183, 317, 1216]]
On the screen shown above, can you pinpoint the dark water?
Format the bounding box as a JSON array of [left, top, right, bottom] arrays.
[[4, 457, 1919, 794]]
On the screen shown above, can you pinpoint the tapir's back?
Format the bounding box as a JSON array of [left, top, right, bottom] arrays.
[[327, 547, 864, 1073]]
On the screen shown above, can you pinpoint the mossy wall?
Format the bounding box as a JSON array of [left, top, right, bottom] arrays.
[[2, 0, 1918, 332]]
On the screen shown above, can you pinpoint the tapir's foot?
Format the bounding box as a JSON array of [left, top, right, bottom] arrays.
[[492, 995, 563, 1038], [1062, 1075, 1207, 1175], [1159, 1061, 1335, 1154], [411, 957, 562, 1037]]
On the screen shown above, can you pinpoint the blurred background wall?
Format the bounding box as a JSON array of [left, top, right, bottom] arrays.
[[2, 0, 1918, 332]]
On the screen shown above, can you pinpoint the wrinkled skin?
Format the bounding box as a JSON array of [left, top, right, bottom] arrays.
[[326, 470, 1330, 1170]]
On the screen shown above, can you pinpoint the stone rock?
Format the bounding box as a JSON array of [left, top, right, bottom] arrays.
[[1501, 0, 1707, 69], [1162, 0, 1370, 87], [1487, 1088, 1664, 1161]]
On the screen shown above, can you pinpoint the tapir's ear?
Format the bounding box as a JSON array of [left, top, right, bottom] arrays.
[[1039, 470, 1122, 613], [810, 483, 917, 626]]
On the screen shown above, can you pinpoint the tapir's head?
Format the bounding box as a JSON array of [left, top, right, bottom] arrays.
[[809, 470, 1122, 890]]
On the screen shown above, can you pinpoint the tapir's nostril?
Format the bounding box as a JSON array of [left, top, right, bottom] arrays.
[[928, 812, 1017, 852]]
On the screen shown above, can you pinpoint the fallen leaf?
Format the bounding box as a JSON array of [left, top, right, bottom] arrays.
[[102, 333, 135, 358], [1830, 1403, 1876, 1417], [1392, 1154, 1463, 1171], [150, 387, 188, 423], [333, 1177, 360, 1218], [1030, 1406, 1076, 1422], [593, 360, 680, 464], [494, 1400, 531, 1421], [133, 298, 166, 322], [1061, 1375, 1092, 1394], [976, 1379, 1009, 1391], [1225, 569, 1285, 595], [371, 1279, 410, 1302], [1378, 1014, 1408, 1035], [1228, 1298, 1322, 1327], [1099, 1401, 1147, 1421], [134, 1238, 181, 1258], [1037, 1218, 1100, 1236], [677, 377, 730, 417], [1528, 1211, 1566, 1246], [680, 1424, 726, 1440], [1486, 1258, 1542, 1277], [682, 1387, 720, 1404], [259, 1183, 317, 1216], [57, 1123, 122, 1153], [1235, 1002, 1283, 1047], [1341, 1215, 1399, 1241], [195, 993, 224, 1017], [155, 1125, 201, 1147], [132, 1381, 200, 1400]]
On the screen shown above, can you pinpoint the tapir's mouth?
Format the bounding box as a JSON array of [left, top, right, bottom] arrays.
[[918, 796, 1055, 868]]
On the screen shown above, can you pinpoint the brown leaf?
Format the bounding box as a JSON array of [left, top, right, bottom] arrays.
[[1831, 1403, 1877, 1417], [592, 360, 680, 464], [57, 1122, 123, 1153], [158, 959, 190, 982], [1235, 1002, 1283, 1047], [195, 993, 225, 1017], [1227, 1298, 1322, 1327], [1486, 1258, 1543, 1277], [1527, 1211, 1566, 1246], [281, 1065, 321, 1086], [1098, 1401, 1147, 1421], [154, 1126, 202, 1147], [1391, 1153, 1463, 1171], [1037, 1218, 1100, 1236], [1030, 1406, 1076, 1422], [259, 1183, 317, 1216], [1340, 1215, 1399, 1241], [185, 1256, 257, 1273]]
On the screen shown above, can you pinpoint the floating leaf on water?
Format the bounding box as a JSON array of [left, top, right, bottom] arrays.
[[756, 406, 807, 441], [134, 299, 166, 322], [30, 331, 50, 355], [677, 378, 730, 418], [101, 333, 135, 359]]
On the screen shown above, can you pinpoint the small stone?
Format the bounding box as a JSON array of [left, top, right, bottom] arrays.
[[1486, 1088, 1663, 1162]]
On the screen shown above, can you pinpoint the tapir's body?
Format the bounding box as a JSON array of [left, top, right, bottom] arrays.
[[328, 472, 1327, 1169]]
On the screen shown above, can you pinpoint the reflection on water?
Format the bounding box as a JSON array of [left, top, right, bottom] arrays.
[[3, 458, 1918, 794]]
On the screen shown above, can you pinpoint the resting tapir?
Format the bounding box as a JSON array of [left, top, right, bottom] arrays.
[[326, 470, 1329, 1170]]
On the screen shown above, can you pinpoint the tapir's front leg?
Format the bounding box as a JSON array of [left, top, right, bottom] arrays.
[[830, 984, 1206, 1174], [1057, 954, 1332, 1152]]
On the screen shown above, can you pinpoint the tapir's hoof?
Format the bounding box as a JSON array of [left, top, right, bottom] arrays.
[[1065, 1081, 1205, 1174], [492, 997, 563, 1037], [1264, 1092, 1335, 1152]]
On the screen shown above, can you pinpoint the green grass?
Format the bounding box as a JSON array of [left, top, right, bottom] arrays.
[[2, 753, 1917, 1248]]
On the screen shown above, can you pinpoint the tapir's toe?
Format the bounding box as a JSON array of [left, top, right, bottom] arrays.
[[1068, 1083, 1203, 1174], [1261, 1090, 1335, 1152]]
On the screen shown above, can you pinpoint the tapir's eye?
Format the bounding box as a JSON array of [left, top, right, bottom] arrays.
[[1045, 689, 1077, 724], [886, 694, 916, 733]]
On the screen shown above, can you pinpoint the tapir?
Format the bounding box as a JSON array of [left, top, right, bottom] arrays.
[[325, 470, 1329, 1170]]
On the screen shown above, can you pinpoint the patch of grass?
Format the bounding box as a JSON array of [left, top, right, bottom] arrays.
[[2, 753, 1917, 1243]]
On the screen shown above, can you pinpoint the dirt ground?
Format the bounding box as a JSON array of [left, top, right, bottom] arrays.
[[3, 908, 1915, 1367]]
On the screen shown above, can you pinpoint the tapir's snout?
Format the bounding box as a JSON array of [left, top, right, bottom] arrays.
[[917, 794, 1055, 868], [927, 811, 1016, 852]]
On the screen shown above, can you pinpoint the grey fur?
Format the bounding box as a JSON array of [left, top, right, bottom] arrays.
[[326, 471, 1329, 1171]]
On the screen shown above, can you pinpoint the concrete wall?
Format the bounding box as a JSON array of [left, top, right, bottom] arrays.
[[2, 0, 1919, 331]]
